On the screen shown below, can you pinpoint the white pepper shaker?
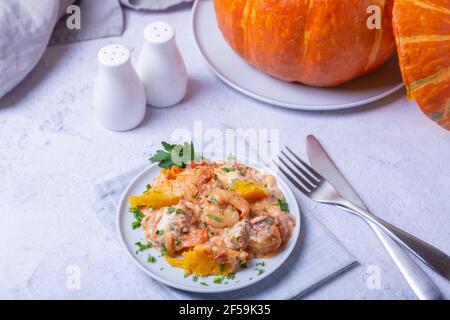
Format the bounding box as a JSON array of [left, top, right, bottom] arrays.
[[136, 21, 188, 108], [93, 44, 146, 131]]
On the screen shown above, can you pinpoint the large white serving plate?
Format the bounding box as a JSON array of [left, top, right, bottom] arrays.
[[192, 0, 404, 111], [117, 160, 301, 293]]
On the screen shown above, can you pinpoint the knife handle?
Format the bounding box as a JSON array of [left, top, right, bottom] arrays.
[[371, 224, 443, 300], [340, 200, 450, 282], [338, 205, 443, 299]]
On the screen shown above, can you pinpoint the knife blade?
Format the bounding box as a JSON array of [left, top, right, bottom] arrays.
[[306, 135, 443, 300]]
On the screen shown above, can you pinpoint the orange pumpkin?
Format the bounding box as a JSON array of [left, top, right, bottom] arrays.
[[214, 0, 450, 130], [213, 0, 396, 87], [392, 0, 450, 130]]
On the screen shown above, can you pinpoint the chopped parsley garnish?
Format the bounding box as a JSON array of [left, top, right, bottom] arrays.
[[160, 243, 168, 256], [129, 207, 144, 229], [226, 273, 236, 280], [277, 198, 290, 212], [200, 282, 209, 287], [256, 268, 265, 276], [135, 242, 152, 254], [176, 237, 184, 247], [206, 214, 223, 222], [219, 264, 225, 273], [213, 276, 224, 284], [192, 275, 199, 282], [256, 261, 266, 267], [147, 255, 156, 263], [167, 207, 175, 214], [131, 221, 141, 229], [156, 229, 165, 236], [193, 191, 200, 199], [149, 141, 197, 169], [176, 208, 185, 215], [145, 184, 152, 191], [221, 167, 233, 172], [240, 263, 248, 269]]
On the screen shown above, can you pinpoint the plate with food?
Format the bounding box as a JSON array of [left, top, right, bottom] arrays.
[[192, 0, 404, 111], [117, 143, 300, 293]]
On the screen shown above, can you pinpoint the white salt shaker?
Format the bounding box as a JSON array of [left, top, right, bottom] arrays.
[[136, 21, 188, 108], [93, 44, 146, 131]]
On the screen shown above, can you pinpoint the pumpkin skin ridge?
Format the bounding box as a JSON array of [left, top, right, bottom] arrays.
[[393, 0, 450, 130], [213, 0, 396, 87]]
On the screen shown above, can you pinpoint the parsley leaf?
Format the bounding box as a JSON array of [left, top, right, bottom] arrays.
[[135, 242, 152, 254], [213, 276, 224, 284], [167, 207, 175, 214], [162, 141, 176, 152], [149, 150, 171, 163], [207, 214, 223, 222], [221, 167, 233, 173], [226, 273, 236, 280], [156, 229, 165, 236], [147, 255, 156, 263], [192, 275, 199, 282], [130, 207, 144, 229], [200, 282, 209, 287], [149, 141, 197, 169], [277, 198, 290, 212], [176, 237, 184, 247], [160, 243, 168, 257], [131, 221, 141, 229]]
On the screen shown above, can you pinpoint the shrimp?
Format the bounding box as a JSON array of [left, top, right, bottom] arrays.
[[203, 189, 250, 228], [250, 202, 295, 244], [247, 216, 282, 255], [210, 220, 250, 250], [176, 228, 209, 250]]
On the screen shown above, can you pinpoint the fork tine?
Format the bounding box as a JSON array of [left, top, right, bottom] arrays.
[[281, 150, 319, 185], [285, 146, 322, 181], [278, 156, 314, 190], [275, 161, 311, 194]]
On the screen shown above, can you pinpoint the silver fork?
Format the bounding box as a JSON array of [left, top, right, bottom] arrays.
[[277, 147, 450, 281]]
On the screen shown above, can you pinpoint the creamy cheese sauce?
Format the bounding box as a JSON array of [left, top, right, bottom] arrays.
[[134, 160, 296, 272]]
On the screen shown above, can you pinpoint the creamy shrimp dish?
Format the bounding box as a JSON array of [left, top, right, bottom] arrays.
[[129, 159, 296, 276]]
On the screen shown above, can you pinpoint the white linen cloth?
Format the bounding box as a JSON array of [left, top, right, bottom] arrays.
[[0, 0, 190, 100], [93, 164, 356, 299], [0, 0, 72, 99]]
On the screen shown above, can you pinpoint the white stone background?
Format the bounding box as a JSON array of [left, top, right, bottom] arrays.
[[0, 6, 449, 300]]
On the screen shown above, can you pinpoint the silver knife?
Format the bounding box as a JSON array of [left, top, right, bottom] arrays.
[[306, 135, 443, 300]]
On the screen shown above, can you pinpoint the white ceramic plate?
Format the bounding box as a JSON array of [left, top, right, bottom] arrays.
[[117, 160, 301, 293], [192, 0, 404, 111]]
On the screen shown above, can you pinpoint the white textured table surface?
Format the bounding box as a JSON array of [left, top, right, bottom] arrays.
[[0, 7, 449, 300]]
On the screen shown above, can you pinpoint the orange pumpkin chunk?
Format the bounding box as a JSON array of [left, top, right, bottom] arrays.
[[231, 180, 269, 202], [129, 189, 180, 208]]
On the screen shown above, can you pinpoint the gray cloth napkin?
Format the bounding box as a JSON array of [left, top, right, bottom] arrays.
[[93, 165, 357, 300], [50, 0, 193, 45], [51, 0, 124, 45]]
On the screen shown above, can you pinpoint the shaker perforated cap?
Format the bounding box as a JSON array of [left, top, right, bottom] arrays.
[[144, 21, 175, 44], [97, 44, 130, 67]]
